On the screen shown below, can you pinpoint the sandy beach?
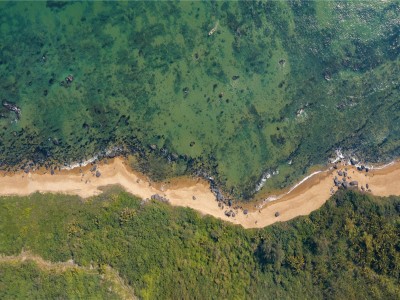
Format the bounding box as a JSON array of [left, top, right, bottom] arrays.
[[1, 157, 400, 229]]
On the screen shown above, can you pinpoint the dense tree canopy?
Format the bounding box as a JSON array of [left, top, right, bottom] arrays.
[[0, 189, 399, 299]]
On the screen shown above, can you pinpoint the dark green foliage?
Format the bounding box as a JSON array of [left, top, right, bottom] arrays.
[[0, 190, 398, 299]]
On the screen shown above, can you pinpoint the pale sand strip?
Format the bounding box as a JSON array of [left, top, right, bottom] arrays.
[[0, 158, 399, 229]]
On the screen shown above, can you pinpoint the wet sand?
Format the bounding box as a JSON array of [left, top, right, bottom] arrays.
[[1, 158, 400, 229]]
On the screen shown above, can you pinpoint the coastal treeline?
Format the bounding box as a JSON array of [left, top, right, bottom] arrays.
[[0, 189, 399, 299]]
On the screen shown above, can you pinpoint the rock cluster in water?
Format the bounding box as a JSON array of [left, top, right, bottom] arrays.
[[2, 100, 21, 119]]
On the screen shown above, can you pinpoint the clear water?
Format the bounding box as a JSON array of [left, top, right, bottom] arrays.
[[0, 1, 399, 199]]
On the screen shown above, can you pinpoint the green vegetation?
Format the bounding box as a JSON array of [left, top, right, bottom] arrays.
[[0, 189, 398, 299], [0, 260, 122, 299], [0, 1, 399, 198]]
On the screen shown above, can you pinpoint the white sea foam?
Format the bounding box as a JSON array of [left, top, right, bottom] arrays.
[[286, 170, 325, 195], [257, 169, 326, 209], [370, 161, 395, 170], [329, 149, 345, 164], [61, 155, 98, 170], [254, 169, 280, 192]]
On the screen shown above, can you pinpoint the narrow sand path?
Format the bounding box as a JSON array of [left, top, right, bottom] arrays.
[[1, 158, 399, 228], [0, 251, 136, 300]]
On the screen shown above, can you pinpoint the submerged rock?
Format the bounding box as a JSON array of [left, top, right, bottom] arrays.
[[2, 100, 21, 119]]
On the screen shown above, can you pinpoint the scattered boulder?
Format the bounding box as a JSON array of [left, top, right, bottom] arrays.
[[342, 181, 350, 189], [224, 210, 236, 217], [275, 211, 280, 217], [95, 170, 101, 178], [243, 209, 248, 215], [349, 181, 358, 186], [90, 165, 97, 172], [337, 170, 343, 176], [192, 196, 196, 200], [333, 177, 342, 187], [357, 165, 365, 171]]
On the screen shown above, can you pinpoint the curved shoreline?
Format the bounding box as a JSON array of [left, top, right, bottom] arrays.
[[1, 157, 400, 229]]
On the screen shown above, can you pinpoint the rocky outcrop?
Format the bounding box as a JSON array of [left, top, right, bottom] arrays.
[[151, 194, 170, 203], [334, 177, 342, 187], [342, 181, 350, 189]]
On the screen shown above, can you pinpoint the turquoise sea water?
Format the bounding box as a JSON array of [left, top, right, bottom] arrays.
[[0, 1, 399, 199]]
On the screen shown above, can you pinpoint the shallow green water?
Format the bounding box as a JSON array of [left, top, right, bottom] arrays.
[[0, 1, 399, 199]]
